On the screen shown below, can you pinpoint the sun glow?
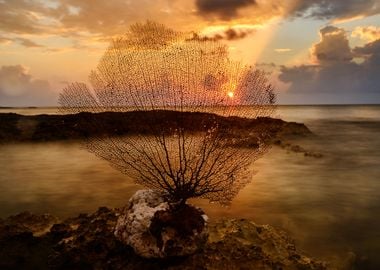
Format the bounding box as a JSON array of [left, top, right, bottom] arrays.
[[227, 91, 234, 98]]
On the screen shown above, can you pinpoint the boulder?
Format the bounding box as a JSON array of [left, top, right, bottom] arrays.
[[114, 189, 208, 258]]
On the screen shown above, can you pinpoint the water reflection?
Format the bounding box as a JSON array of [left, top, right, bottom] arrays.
[[0, 142, 140, 218], [1, 106, 380, 268]]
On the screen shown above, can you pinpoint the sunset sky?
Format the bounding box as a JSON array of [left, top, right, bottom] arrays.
[[0, 0, 379, 106]]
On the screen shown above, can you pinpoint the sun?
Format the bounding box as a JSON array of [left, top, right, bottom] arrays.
[[227, 91, 234, 98]]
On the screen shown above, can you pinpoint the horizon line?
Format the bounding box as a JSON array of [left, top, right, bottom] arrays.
[[1, 104, 380, 109]]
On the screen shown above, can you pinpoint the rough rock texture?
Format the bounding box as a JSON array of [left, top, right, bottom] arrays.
[[0, 207, 339, 270], [0, 211, 59, 237], [0, 212, 60, 269], [202, 219, 326, 270], [115, 189, 208, 258]]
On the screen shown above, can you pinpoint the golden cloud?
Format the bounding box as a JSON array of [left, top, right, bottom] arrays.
[[275, 48, 292, 53], [352, 26, 380, 42]]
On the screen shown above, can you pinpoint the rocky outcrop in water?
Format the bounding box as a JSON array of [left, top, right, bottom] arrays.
[[0, 111, 312, 143], [273, 139, 323, 158], [0, 206, 330, 270]]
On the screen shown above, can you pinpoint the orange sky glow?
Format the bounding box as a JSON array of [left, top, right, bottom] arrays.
[[0, 0, 380, 106]]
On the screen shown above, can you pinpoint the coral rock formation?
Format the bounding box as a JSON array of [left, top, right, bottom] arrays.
[[114, 189, 208, 258]]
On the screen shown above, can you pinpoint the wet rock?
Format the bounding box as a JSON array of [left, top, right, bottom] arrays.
[[197, 219, 328, 270], [290, 145, 304, 153], [275, 140, 324, 158], [0, 207, 337, 269], [0, 212, 59, 270], [3, 211, 59, 237], [48, 206, 127, 269], [304, 151, 323, 158], [115, 189, 208, 258]]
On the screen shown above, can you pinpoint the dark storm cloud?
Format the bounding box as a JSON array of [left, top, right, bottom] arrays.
[[279, 65, 319, 86], [354, 38, 380, 57], [0, 0, 378, 39], [353, 39, 380, 87], [195, 0, 256, 19], [224, 28, 253, 39], [0, 65, 57, 107], [188, 27, 255, 41], [194, 0, 380, 22], [278, 26, 380, 104], [291, 0, 380, 21]]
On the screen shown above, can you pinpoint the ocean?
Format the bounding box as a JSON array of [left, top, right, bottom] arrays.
[[0, 105, 379, 269]]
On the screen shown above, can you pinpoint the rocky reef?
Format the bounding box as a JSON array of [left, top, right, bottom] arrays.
[[0, 206, 329, 270], [0, 110, 311, 143]]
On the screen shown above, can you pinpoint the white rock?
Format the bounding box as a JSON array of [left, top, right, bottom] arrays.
[[114, 189, 208, 258]]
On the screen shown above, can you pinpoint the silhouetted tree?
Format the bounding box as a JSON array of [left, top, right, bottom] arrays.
[[59, 22, 276, 206]]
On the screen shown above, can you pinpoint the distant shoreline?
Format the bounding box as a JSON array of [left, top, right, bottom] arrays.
[[1, 104, 380, 110], [0, 110, 311, 143]]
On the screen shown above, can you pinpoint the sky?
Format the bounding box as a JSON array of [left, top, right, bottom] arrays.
[[0, 0, 379, 106]]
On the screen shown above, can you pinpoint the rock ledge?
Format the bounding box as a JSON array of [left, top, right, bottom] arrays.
[[0, 207, 328, 269]]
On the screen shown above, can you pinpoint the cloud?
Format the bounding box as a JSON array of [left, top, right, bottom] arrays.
[[311, 26, 353, 64], [352, 26, 380, 42], [354, 38, 380, 57], [0, 36, 12, 44], [0, 35, 44, 48], [0, 0, 379, 41], [278, 25, 380, 104], [0, 0, 52, 34], [279, 65, 319, 89], [224, 27, 253, 40], [0, 0, 275, 39], [275, 48, 292, 53], [189, 26, 256, 41], [290, 0, 380, 21], [0, 0, 191, 37], [0, 65, 57, 106], [195, 0, 256, 20], [15, 38, 44, 48]]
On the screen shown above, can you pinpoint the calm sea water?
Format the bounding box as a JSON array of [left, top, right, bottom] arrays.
[[1, 105, 380, 269]]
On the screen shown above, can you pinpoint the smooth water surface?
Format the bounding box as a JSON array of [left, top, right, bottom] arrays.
[[1, 105, 380, 268]]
